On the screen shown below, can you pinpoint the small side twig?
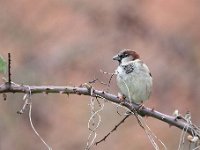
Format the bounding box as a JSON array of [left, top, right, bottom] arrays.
[[95, 114, 131, 145], [107, 73, 115, 88], [17, 93, 30, 114], [99, 69, 115, 92], [88, 78, 108, 86], [8, 53, 11, 84]]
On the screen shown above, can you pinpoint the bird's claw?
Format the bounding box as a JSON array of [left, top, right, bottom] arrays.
[[117, 92, 126, 101]]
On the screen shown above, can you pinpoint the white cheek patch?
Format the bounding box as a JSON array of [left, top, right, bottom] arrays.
[[121, 56, 133, 63]]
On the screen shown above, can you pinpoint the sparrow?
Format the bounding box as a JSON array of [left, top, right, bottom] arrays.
[[113, 49, 153, 104]]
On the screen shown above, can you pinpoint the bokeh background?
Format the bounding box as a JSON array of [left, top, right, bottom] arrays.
[[0, 0, 200, 149]]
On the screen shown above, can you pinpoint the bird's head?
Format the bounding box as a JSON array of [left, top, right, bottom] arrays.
[[113, 49, 140, 64]]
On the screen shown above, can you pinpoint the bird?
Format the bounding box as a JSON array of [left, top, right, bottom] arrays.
[[113, 49, 153, 104]]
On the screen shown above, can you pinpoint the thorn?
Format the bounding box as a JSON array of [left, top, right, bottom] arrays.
[[88, 78, 98, 84], [66, 92, 69, 97], [3, 93, 7, 101], [151, 107, 155, 112], [17, 110, 24, 114]]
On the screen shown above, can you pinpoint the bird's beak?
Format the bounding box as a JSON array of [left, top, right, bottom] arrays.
[[113, 54, 121, 61]]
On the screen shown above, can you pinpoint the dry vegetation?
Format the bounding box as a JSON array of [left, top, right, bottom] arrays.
[[0, 0, 200, 149]]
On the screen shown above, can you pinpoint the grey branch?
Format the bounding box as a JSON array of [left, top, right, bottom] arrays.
[[0, 82, 200, 138]]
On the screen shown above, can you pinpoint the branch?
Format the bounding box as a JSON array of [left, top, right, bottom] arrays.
[[0, 82, 199, 138]]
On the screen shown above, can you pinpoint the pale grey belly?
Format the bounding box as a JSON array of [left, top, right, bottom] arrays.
[[116, 73, 152, 103]]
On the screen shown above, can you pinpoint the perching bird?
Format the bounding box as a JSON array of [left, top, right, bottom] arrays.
[[113, 50, 153, 104]]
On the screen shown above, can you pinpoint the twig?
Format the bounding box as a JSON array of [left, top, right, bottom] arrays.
[[8, 53, 11, 84], [108, 73, 115, 88], [17, 93, 30, 114], [88, 78, 108, 86], [99, 69, 115, 92], [95, 114, 131, 145]]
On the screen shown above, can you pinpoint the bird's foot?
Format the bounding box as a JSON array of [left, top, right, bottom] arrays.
[[137, 101, 145, 111], [117, 92, 126, 101]]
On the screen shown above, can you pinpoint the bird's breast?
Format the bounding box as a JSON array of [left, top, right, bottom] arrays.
[[115, 65, 152, 103]]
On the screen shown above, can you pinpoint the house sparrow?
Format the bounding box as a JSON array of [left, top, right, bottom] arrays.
[[113, 50, 152, 104]]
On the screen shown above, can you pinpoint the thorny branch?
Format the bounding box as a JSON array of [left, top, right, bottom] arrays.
[[0, 82, 200, 139]]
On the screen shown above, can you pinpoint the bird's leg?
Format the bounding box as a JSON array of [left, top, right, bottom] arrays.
[[137, 101, 145, 111], [133, 101, 147, 117], [117, 92, 126, 101]]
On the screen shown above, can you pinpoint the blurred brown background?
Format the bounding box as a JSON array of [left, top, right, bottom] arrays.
[[0, 0, 200, 149]]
